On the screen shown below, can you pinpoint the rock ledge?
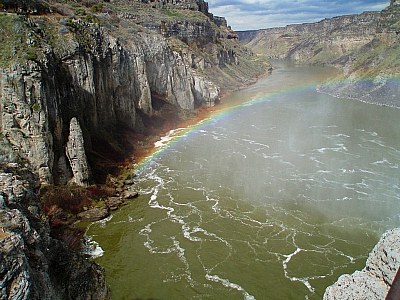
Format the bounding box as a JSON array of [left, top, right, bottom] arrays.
[[324, 228, 400, 300]]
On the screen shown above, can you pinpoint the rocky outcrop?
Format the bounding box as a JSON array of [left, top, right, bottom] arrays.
[[318, 73, 400, 108], [324, 228, 400, 299], [66, 118, 90, 186], [0, 14, 223, 185], [0, 161, 108, 299], [118, 0, 240, 68]]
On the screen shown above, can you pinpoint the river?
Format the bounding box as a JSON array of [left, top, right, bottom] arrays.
[[87, 63, 400, 299]]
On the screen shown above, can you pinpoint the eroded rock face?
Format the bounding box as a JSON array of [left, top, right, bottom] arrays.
[[0, 18, 220, 185], [1, 63, 54, 183], [324, 228, 400, 300], [0, 163, 109, 299]]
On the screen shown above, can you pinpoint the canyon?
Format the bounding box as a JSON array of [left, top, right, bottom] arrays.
[[1, 0, 400, 298], [238, 1, 400, 299], [238, 0, 400, 107], [0, 0, 265, 298]]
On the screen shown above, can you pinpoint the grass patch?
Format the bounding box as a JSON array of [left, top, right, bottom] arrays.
[[0, 14, 41, 67], [0, 14, 25, 67]]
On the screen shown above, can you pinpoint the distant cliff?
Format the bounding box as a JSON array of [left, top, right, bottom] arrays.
[[238, 1, 400, 106], [237, 3, 399, 66]]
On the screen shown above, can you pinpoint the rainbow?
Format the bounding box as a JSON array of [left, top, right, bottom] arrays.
[[134, 70, 400, 173], [133, 79, 317, 174]]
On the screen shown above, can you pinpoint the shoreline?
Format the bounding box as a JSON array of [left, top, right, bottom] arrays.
[[80, 70, 271, 257], [130, 105, 218, 166], [317, 86, 400, 109], [76, 68, 272, 233], [128, 69, 272, 169]]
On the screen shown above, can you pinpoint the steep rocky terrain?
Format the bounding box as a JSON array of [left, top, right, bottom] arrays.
[[239, 0, 400, 106], [0, 0, 267, 298], [324, 228, 400, 300], [0, 0, 266, 185], [0, 157, 108, 299]]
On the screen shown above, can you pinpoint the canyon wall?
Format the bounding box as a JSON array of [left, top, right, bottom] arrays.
[[0, 0, 265, 186], [0, 161, 109, 299], [238, 1, 400, 106], [1, 18, 219, 185], [0, 0, 267, 298], [238, 3, 399, 66]]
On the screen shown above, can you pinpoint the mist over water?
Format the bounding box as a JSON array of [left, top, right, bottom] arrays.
[[87, 63, 400, 299]]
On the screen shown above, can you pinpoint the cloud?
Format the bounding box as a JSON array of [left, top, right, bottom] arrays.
[[207, 0, 390, 30]]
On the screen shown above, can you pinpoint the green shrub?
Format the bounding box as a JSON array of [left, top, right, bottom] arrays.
[[32, 102, 41, 112], [75, 7, 86, 16], [91, 3, 103, 13], [26, 47, 38, 61]]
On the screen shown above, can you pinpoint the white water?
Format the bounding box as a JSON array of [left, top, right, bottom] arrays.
[[88, 64, 400, 299]]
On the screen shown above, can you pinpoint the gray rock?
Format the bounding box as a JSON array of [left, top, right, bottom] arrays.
[[77, 207, 109, 221], [324, 228, 400, 300], [106, 197, 126, 210], [0, 22, 221, 185], [0, 164, 109, 299], [66, 118, 90, 186], [121, 190, 139, 200], [124, 179, 135, 186]]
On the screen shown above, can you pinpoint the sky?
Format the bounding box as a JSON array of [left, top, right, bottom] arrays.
[[207, 0, 390, 31]]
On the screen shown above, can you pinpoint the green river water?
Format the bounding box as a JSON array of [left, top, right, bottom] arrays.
[[86, 63, 400, 299]]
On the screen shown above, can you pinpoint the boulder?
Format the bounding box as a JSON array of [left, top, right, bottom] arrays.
[[105, 197, 126, 210], [77, 208, 109, 222], [324, 228, 400, 300], [121, 190, 139, 200]]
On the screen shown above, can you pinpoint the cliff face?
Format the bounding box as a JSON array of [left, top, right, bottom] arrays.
[[238, 11, 382, 63], [0, 17, 217, 185], [324, 228, 400, 300], [0, 1, 267, 298], [238, 4, 399, 66], [0, 0, 265, 186], [238, 1, 400, 106], [0, 160, 108, 299]]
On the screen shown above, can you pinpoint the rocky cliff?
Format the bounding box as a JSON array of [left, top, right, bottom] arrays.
[[0, 158, 108, 299], [238, 1, 400, 106], [238, 11, 383, 63], [0, 0, 266, 186], [324, 228, 400, 299], [238, 3, 399, 66]]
